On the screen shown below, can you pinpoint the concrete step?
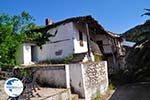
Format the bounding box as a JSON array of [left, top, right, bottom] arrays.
[[71, 94, 79, 100], [28, 88, 70, 100]]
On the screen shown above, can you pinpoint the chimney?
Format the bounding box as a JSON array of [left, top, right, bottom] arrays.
[[45, 18, 52, 26]]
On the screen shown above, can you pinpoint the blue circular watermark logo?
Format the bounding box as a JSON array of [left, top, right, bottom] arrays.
[[4, 78, 24, 97]]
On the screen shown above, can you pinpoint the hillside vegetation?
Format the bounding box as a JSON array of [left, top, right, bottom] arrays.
[[122, 20, 150, 82], [123, 20, 150, 42]]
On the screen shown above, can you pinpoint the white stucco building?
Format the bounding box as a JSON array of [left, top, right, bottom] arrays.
[[16, 16, 124, 69], [16, 17, 92, 65]]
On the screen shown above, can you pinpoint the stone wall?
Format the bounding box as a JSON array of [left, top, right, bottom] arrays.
[[69, 61, 108, 100], [83, 61, 108, 100], [16, 61, 108, 100], [84, 62, 107, 87]]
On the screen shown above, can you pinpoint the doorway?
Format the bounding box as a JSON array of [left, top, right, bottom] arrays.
[[31, 46, 38, 62]]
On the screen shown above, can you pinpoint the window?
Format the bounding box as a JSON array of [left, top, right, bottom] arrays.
[[79, 31, 83, 46]]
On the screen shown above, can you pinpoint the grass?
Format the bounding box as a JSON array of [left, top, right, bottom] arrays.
[[94, 53, 103, 62], [38, 54, 75, 64], [91, 89, 115, 100], [108, 82, 116, 90], [91, 90, 101, 100]]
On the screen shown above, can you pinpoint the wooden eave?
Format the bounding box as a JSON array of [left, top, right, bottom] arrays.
[[29, 15, 108, 35]]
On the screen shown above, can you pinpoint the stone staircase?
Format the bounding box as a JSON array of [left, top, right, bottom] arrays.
[[28, 87, 85, 100], [0, 80, 84, 100]]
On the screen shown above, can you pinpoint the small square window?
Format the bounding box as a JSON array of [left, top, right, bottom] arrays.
[[79, 31, 84, 46]]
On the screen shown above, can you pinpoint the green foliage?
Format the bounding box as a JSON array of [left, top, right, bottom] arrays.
[[125, 40, 150, 82], [20, 69, 31, 77], [94, 53, 103, 62], [108, 82, 116, 90], [26, 31, 50, 47], [123, 22, 150, 42], [0, 11, 36, 67], [122, 19, 150, 82], [91, 90, 101, 100], [63, 54, 74, 64], [109, 69, 130, 87], [141, 8, 150, 17], [38, 54, 75, 64]]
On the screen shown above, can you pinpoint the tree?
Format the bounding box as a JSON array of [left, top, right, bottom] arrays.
[[122, 11, 150, 82], [141, 8, 150, 17], [0, 11, 36, 67]]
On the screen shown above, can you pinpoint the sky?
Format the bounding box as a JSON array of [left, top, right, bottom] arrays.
[[0, 0, 150, 34]]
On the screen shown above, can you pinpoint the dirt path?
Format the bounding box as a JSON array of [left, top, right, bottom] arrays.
[[109, 82, 150, 100]]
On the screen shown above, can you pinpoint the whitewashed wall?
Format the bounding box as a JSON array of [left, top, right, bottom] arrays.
[[21, 62, 108, 99], [36, 22, 74, 61], [36, 40, 74, 61], [69, 64, 85, 97], [17, 43, 37, 65], [69, 61, 108, 99], [48, 22, 74, 42], [33, 65, 70, 88], [36, 22, 89, 61], [23, 44, 32, 65], [19, 22, 90, 64], [72, 24, 88, 53]]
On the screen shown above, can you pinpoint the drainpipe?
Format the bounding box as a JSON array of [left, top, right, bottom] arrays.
[[85, 23, 91, 60]]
